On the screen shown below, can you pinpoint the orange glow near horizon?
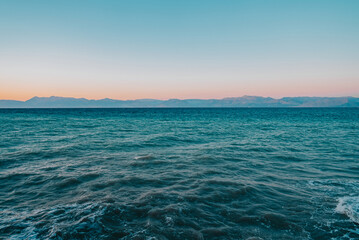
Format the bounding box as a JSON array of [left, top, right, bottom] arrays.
[[1, 77, 358, 101], [1, 1, 359, 101]]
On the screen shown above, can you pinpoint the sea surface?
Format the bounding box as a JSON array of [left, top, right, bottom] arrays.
[[0, 108, 358, 240]]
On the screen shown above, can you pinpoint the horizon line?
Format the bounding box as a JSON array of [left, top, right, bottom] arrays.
[[1, 95, 358, 102]]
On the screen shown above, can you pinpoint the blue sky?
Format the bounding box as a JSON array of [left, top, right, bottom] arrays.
[[1, 0, 358, 100]]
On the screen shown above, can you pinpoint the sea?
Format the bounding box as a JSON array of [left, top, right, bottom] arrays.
[[0, 108, 358, 240]]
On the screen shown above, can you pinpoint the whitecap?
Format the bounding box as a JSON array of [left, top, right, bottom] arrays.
[[335, 196, 359, 224]]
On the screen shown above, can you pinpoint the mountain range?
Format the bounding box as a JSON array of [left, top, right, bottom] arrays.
[[0, 96, 358, 108]]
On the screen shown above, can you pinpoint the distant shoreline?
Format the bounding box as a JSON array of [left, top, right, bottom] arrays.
[[1, 96, 358, 108]]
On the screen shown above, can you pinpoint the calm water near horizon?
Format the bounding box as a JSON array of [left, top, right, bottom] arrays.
[[0, 108, 358, 240]]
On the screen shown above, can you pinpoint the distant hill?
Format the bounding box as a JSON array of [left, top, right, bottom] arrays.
[[0, 96, 358, 108]]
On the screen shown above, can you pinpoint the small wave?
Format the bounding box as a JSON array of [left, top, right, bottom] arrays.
[[134, 154, 155, 160], [54, 177, 82, 189], [335, 196, 359, 224], [130, 160, 167, 167]]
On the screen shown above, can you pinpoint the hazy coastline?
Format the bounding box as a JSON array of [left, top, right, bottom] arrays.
[[1, 96, 358, 108]]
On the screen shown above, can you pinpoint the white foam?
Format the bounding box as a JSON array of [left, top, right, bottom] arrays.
[[335, 196, 359, 224], [165, 216, 174, 226]]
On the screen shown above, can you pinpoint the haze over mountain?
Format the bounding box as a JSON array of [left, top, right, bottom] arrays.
[[0, 96, 358, 108]]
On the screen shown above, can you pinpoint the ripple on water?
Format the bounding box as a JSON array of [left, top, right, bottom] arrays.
[[0, 108, 358, 239]]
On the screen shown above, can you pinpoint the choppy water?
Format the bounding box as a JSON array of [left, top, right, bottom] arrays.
[[0, 108, 358, 240]]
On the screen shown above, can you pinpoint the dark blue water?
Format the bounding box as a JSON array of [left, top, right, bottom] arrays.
[[0, 108, 358, 240]]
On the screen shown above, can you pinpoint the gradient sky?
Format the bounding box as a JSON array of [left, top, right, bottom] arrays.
[[1, 0, 359, 100]]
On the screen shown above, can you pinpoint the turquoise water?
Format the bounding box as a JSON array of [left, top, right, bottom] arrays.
[[0, 108, 358, 240]]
